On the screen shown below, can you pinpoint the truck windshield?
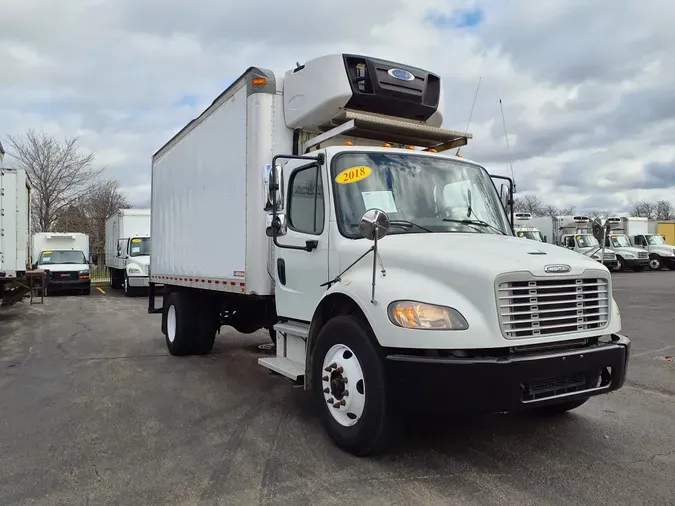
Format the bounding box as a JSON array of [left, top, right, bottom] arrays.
[[39, 250, 87, 265], [646, 234, 666, 245], [516, 230, 544, 241], [609, 234, 631, 248], [576, 235, 599, 248], [331, 152, 511, 237], [129, 237, 151, 257]]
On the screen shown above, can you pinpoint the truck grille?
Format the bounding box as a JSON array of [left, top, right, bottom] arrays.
[[498, 277, 610, 339], [52, 271, 79, 280], [637, 251, 648, 259]]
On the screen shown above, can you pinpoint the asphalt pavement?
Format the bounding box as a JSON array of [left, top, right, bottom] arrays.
[[0, 274, 673, 505]]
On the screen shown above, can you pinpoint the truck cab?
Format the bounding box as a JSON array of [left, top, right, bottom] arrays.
[[602, 217, 650, 271], [557, 216, 618, 269], [632, 233, 675, 270]]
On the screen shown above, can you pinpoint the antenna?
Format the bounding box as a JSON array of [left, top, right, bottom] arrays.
[[499, 98, 516, 191], [456, 76, 482, 156]]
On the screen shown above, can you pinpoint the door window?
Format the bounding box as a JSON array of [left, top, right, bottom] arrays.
[[288, 165, 325, 235]]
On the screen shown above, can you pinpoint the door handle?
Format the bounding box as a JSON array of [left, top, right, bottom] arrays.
[[277, 258, 286, 285]]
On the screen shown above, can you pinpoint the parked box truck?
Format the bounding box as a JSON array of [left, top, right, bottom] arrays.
[[105, 209, 151, 296], [513, 212, 544, 242], [148, 54, 630, 455], [31, 232, 91, 294], [0, 168, 31, 306], [622, 217, 675, 270]]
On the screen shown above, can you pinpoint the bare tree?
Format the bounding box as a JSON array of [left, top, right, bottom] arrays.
[[629, 201, 656, 219], [5, 129, 103, 232], [654, 199, 674, 221], [513, 195, 544, 216], [82, 179, 131, 251]]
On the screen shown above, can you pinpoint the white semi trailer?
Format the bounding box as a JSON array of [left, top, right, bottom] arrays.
[[0, 168, 32, 306], [148, 54, 630, 455]]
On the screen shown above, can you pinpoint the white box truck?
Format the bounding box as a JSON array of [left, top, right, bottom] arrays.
[[31, 232, 91, 294], [620, 216, 675, 270], [513, 212, 545, 242], [105, 209, 151, 296], [601, 218, 650, 272], [148, 53, 630, 456], [0, 168, 32, 306]]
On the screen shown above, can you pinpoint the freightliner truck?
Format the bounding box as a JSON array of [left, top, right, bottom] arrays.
[[148, 54, 630, 456]]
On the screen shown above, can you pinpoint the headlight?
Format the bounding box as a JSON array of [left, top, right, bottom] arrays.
[[387, 301, 469, 330], [623, 253, 635, 258], [78, 270, 90, 275], [592, 254, 600, 260], [128, 268, 141, 274]]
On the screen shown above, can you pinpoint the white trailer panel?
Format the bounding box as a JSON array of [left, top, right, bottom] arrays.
[[105, 209, 150, 270], [0, 168, 30, 276], [150, 71, 292, 295]]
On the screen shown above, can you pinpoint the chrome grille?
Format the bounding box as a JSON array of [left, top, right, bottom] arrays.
[[498, 277, 609, 339], [637, 251, 648, 259]]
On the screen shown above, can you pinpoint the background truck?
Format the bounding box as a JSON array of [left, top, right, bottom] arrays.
[[621, 216, 675, 270], [31, 232, 91, 294], [513, 212, 544, 242], [148, 53, 629, 456], [0, 168, 32, 306], [601, 218, 650, 272], [531, 215, 618, 268], [105, 209, 151, 296]]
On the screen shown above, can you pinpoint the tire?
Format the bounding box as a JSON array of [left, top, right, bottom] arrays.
[[612, 257, 624, 272], [649, 255, 662, 270], [311, 315, 394, 456], [532, 398, 589, 416], [164, 292, 195, 356], [124, 274, 134, 297]]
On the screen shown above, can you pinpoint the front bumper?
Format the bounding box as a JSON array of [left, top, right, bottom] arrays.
[[624, 258, 650, 268], [386, 334, 630, 414], [46, 278, 90, 291], [128, 275, 149, 287]]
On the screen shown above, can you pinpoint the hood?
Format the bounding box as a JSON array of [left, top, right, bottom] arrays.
[[611, 246, 646, 255], [339, 232, 607, 278], [648, 245, 675, 256]]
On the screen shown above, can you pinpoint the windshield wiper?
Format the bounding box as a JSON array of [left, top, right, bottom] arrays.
[[389, 220, 434, 233], [442, 218, 506, 235]]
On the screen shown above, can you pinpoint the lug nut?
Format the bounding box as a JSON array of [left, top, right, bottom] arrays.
[[330, 362, 337, 369], [322, 376, 329, 381], [323, 388, 329, 394], [338, 399, 346, 406], [336, 367, 344, 374], [343, 390, 349, 396], [327, 398, 334, 404], [333, 404, 340, 409], [324, 366, 332, 372]]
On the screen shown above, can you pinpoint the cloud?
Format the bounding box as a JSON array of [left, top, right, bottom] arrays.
[[1, 0, 674, 215]]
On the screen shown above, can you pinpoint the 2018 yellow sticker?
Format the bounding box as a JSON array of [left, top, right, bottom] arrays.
[[43, 251, 52, 254], [335, 166, 372, 184], [131, 238, 142, 243]]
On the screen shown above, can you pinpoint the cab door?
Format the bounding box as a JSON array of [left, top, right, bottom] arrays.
[[274, 159, 330, 322]]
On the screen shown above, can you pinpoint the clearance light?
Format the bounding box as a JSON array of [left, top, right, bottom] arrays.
[[456, 153, 463, 158], [344, 141, 354, 146], [405, 145, 415, 150], [426, 148, 437, 153], [388, 301, 469, 330], [252, 77, 267, 86], [382, 143, 392, 147]]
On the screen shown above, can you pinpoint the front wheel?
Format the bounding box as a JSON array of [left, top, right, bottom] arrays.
[[612, 257, 624, 272], [649, 255, 663, 270], [312, 315, 394, 456]]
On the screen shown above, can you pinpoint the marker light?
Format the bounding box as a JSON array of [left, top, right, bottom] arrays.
[[456, 153, 463, 158], [426, 148, 437, 153], [252, 77, 267, 86], [388, 301, 469, 330], [405, 145, 415, 150], [344, 141, 354, 146], [382, 143, 392, 147]]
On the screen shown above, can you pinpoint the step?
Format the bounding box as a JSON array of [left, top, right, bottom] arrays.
[[258, 356, 305, 381], [274, 321, 310, 339]]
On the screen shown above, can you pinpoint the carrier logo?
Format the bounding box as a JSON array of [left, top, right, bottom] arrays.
[[544, 264, 571, 273], [388, 68, 415, 81]]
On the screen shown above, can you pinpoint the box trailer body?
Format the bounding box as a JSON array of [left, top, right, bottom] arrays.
[[31, 232, 91, 293], [149, 53, 630, 456], [657, 222, 675, 245], [0, 168, 32, 305], [105, 209, 152, 294], [600, 217, 650, 272]]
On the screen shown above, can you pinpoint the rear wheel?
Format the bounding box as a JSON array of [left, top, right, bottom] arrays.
[[649, 255, 663, 270], [164, 291, 216, 356], [312, 315, 394, 456]]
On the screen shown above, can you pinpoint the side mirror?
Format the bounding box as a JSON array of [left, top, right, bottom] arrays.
[[543, 235, 547, 243], [32, 263, 37, 270], [266, 213, 287, 237], [360, 208, 390, 241], [263, 164, 285, 211], [499, 183, 511, 210]]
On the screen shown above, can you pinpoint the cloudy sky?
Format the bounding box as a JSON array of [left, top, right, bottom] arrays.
[[2, 0, 674, 213]]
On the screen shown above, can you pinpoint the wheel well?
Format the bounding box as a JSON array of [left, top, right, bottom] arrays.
[[305, 293, 376, 388]]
